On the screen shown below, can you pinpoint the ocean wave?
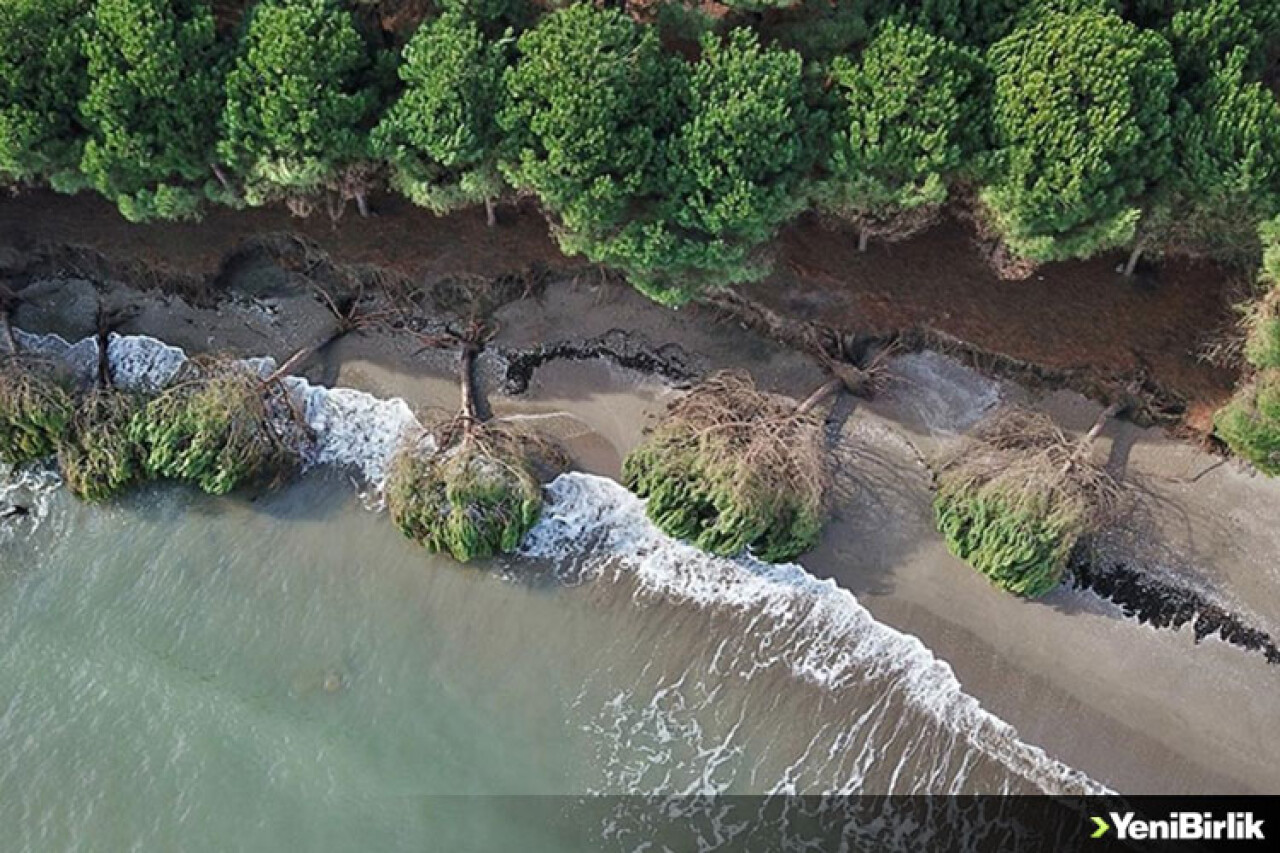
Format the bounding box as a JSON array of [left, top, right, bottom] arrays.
[[522, 472, 1109, 796]]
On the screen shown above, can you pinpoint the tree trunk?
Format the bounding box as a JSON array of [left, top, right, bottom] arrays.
[[261, 327, 346, 386], [1061, 400, 1123, 475], [484, 197, 496, 228], [1122, 242, 1143, 277], [325, 193, 344, 226], [95, 312, 113, 390], [795, 378, 842, 415], [0, 309, 16, 355], [355, 190, 369, 219], [459, 342, 480, 424], [211, 163, 235, 198], [857, 228, 869, 253]]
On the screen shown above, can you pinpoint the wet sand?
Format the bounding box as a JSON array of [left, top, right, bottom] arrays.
[[12, 274, 1280, 794]]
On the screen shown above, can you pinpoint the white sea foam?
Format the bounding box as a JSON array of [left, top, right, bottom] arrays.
[[0, 463, 62, 548], [523, 473, 1110, 796]]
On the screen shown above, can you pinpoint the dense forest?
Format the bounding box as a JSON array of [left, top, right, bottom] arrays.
[[3, 0, 1280, 471]]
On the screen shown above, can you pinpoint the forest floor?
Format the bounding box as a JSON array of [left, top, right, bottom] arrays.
[[0, 190, 1242, 435]]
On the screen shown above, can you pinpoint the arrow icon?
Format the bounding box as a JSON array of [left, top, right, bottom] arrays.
[[1091, 816, 1111, 839]]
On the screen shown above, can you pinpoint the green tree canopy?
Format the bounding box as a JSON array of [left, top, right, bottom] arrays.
[[1148, 50, 1280, 262], [219, 0, 382, 214], [590, 28, 815, 305], [373, 10, 509, 223], [821, 20, 988, 248], [0, 0, 91, 190], [1166, 0, 1270, 89], [981, 5, 1176, 264], [499, 3, 678, 241], [872, 0, 1028, 46], [80, 0, 224, 221]]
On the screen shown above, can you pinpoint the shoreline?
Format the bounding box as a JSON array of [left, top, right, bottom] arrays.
[[5, 259, 1279, 794]]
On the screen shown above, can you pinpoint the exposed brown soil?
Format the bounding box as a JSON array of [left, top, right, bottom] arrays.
[[0, 190, 1240, 433], [762, 214, 1241, 433]]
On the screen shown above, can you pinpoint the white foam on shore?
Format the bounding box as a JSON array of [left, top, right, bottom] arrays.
[[523, 473, 1110, 796], [0, 463, 62, 548]]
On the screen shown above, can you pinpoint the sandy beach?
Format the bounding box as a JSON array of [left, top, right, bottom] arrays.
[[9, 269, 1280, 795]]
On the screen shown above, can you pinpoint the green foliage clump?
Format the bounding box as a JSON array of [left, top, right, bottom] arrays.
[[1214, 370, 1280, 476], [1244, 282, 1280, 371], [1261, 217, 1280, 286], [0, 0, 91, 190], [622, 372, 828, 563], [868, 0, 1027, 46], [499, 3, 678, 242], [79, 0, 225, 222], [935, 480, 1081, 598], [128, 359, 302, 494], [821, 20, 987, 245], [373, 10, 508, 216], [0, 359, 74, 466], [386, 426, 542, 563], [1147, 50, 1280, 263], [219, 0, 383, 210], [591, 28, 815, 305], [58, 388, 147, 502], [983, 5, 1176, 263], [933, 408, 1120, 598]]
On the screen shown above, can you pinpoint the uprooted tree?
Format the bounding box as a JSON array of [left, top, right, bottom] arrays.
[[934, 404, 1126, 598], [56, 307, 147, 501], [623, 370, 841, 563], [0, 290, 75, 467], [126, 354, 312, 495], [386, 324, 557, 563]]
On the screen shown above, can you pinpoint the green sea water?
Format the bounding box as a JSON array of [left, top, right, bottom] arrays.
[[0, 466, 1098, 852]]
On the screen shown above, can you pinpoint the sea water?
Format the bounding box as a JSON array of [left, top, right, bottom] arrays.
[[0, 335, 1104, 853]]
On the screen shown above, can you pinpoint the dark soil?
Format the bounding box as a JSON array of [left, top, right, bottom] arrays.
[[0, 190, 1241, 435]]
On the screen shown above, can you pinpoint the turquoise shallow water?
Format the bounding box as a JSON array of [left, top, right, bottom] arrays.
[[0, 463, 1098, 853]]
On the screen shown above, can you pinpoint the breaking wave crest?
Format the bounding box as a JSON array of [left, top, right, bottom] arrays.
[[522, 473, 1108, 796]]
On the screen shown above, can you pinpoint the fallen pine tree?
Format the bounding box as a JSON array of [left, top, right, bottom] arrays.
[[126, 352, 315, 496], [387, 325, 559, 563], [57, 310, 147, 501], [623, 370, 842, 563], [933, 404, 1125, 598], [0, 292, 74, 467]]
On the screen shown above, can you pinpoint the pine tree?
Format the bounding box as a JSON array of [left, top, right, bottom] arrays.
[[80, 0, 224, 221], [821, 20, 988, 250], [0, 0, 91, 191], [219, 0, 382, 216], [373, 10, 509, 225], [982, 5, 1176, 265], [499, 3, 678, 242]]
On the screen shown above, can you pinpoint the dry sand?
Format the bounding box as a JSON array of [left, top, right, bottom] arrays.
[[12, 274, 1280, 795]]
